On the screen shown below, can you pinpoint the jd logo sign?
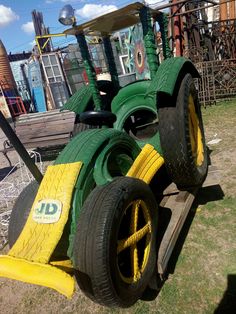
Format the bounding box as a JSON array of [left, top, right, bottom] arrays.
[[32, 199, 62, 224]]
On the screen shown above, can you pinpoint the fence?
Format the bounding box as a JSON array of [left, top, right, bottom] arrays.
[[195, 59, 236, 106]]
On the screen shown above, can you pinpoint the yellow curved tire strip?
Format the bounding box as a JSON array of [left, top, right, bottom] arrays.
[[0, 161, 82, 298], [126, 144, 164, 184], [9, 161, 82, 263], [0, 256, 74, 298]]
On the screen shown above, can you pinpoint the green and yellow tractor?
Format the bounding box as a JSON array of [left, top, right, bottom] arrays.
[[0, 2, 208, 308]]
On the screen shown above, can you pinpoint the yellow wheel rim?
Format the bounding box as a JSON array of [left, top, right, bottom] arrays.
[[188, 95, 204, 166], [117, 200, 152, 284]]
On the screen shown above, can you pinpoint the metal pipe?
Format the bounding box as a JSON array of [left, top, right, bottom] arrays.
[[0, 111, 43, 183], [153, 0, 217, 12], [172, 0, 182, 56], [167, 0, 235, 18]]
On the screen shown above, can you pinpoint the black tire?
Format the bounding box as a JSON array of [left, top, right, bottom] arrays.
[[72, 122, 97, 137], [8, 180, 39, 247], [73, 177, 158, 308], [159, 73, 208, 189]]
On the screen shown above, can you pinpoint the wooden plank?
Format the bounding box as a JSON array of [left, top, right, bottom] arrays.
[[162, 165, 220, 196], [16, 114, 75, 125], [18, 113, 74, 121], [202, 165, 221, 188], [15, 119, 75, 131], [157, 188, 197, 275], [17, 109, 73, 120], [18, 112, 75, 121], [16, 124, 73, 137], [17, 115, 74, 124]]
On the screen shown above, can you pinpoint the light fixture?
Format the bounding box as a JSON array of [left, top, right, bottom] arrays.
[[58, 4, 76, 26]]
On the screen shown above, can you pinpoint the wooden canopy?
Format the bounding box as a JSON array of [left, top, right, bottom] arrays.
[[63, 2, 161, 36]]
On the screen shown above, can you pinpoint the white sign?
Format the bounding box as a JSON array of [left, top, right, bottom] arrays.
[[32, 199, 62, 224]]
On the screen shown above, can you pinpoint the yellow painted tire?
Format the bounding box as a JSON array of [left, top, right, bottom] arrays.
[[73, 177, 158, 308], [159, 73, 208, 189]]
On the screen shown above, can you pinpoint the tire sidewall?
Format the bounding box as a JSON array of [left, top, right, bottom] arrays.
[[159, 73, 208, 188], [108, 180, 158, 306], [8, 180, 39, 247]]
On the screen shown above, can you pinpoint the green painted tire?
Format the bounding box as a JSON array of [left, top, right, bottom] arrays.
[[111, 81, 161, 152], [73, 177, 158, 308], [54, 129, 141, 257]]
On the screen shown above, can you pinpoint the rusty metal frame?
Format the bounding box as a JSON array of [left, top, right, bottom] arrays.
[[195, 59, 236, 106]]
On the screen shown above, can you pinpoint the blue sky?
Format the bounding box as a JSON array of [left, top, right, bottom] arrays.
[[0, 0, 167, 53]]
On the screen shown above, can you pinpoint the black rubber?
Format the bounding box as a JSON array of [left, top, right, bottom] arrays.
[[79, 111, 117, 127], [158, 73, 208, 189], [72, 122, 97, 137], [8, 180, 39, 247], [73, 177, 158, 308]]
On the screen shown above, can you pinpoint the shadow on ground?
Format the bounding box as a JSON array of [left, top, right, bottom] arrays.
[[0, 166, 16, 181], [142, 183, 224, 301], [167, 184, 224, 274], [214, 274, 236, 314]]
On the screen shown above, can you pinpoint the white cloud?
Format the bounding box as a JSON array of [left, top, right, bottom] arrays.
[[21, 21, 34, 35], [76, 4, 117, 20], [0, 5, 19, 28]]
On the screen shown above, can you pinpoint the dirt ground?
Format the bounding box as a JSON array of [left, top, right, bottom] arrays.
[[0, 101, 235, 314]]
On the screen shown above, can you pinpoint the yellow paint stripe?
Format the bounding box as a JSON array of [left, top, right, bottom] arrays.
[[126, 144, 164, 184], [9, 162, 82, 263], [0, 255, 74, 298]]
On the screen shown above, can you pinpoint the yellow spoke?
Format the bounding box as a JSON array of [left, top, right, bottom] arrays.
[[188, 97, 204, 166], [130, 201, 140, 234], [130, 245, 141, 282], [117, 223, 151, 254], [189, 116, 197, 155]]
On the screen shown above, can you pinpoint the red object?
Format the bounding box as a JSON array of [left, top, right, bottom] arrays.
[[172, 0, 182, 57], [82, 67, 102, 84], [7, 97, 26, 117]]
